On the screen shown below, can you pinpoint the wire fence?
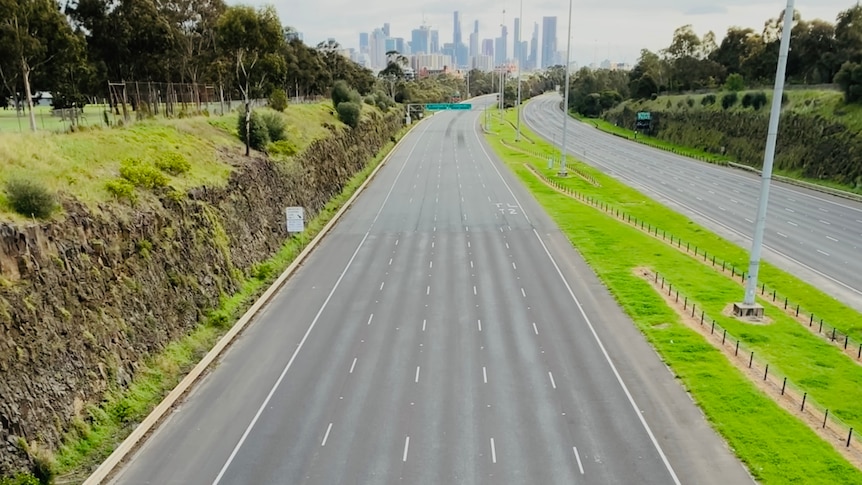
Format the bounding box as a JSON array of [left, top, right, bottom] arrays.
[[647, 268, 862, 461], [502, 140, 600, 187], [519, 152, 862, 365]]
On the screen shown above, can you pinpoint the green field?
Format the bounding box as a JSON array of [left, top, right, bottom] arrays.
[[485, 107, 862, 483]]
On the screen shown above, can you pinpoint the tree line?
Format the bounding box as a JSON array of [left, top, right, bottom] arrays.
[[566, 2, 862, 115]]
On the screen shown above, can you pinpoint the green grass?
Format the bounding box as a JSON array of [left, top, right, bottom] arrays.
[[53, 124, 411, 482], [486, 108, 862, 483]]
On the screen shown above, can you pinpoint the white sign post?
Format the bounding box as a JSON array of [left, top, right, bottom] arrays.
[[285, 207, 305, 233]]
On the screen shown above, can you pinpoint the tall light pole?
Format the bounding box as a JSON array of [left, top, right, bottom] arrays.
[[558, 0, 572, 177], [515, 0, 524, 141], [741, 0, 795, 311]]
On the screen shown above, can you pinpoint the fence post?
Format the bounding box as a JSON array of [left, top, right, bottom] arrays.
[[796, 305, 799, 317], [784, 297, 788, 309], [655, 272, 659, 283], [684, 297, 687, 310], [832, 328, 836, 342], [735, 340, 740, 356], [824, 409, 829, 429], [749, 351, 754, 368], [801, 392, 807, 412], [691, 305, 696, 317], [761, 283, 765, 295], [772, 290, 776, 302], [810, 314, 814, 326], [675, 290, 678, 303], [711, 320, 715, 334], [764, 364, 769, 380], [722, 329, 727, 344], [845, 335, 849, 349], [858, 343, 862, 360], [701, 311, 704, 324], [722, 261, 726, 271], [848, 428, 854, 447], [731, 267, 735, 278], [781, 377, 787, 395], [712, 256, 715, 266]]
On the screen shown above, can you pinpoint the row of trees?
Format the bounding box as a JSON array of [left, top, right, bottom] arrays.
[[565, 3, 862, 116]]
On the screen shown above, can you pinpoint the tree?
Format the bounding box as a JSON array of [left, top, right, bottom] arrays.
[[724, 73, 745, 91], [216, 5, 283, 155], [835, 61, 862, 103], [0, 0, 83, 131]]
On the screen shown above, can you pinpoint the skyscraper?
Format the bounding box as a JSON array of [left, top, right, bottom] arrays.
[[383, 23, 391, 38], [453, 11, 462, 48], [495, 25, 508, 66], [453, 11, 467, 67], [469, 29, 479, 60], [482, 39, 494, 57], [370, 28, 387, 69], [541, 16, 557, 68], [514, 18, 521, 67], [359, 32, 369, 54], [529, 22, 538, 70], [431, 30, 439, 53]]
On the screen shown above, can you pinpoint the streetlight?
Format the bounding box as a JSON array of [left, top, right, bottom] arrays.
[[558, 0, 572, 177], [516, 0, 523, 141], [738, 0, 795, 316]]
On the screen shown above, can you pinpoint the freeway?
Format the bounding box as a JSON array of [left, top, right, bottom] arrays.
[[109, 96, 750, 484], [524, 94, 862, 312]]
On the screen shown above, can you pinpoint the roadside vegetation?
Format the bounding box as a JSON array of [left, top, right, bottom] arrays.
[[485, 106, 862, 483]]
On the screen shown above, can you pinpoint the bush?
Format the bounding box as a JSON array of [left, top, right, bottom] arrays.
[[331, 80, 360, 106], [105, 179, 137, 203], [752, 91, 768, 110], [269, 88, 288, 112], [5, 178, 56, 219], [741, 92, 753, 108], [650, 93, 658, 101], [259, 111, 286, 142], [268, 140, 299, 157], [119, 159, 169, 189], [724, 73, 745, 92], [364, 95, 375, 105], [0, 473, 41, 485], [236, 110, 270, 151], [721, 92, 738, 110], [336, 101, 361, 128], [686, 97, 695, 108], [155, 152, 191, 175], [701, 94, 716, 106]]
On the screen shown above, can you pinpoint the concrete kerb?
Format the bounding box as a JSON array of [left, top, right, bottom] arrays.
[[83, 117, 424, 485]]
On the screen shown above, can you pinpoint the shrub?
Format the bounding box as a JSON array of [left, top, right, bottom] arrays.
[[259, 111, 286, 142], [331, 80, 360, 106], [701, 94, 716, 106], [650, 93, 658, 101], [105, 179, 137, 203], [364, 95, 375, 105], [741, 92, 753, 108], [5, 178, 56, 219], [336, 101, 361, 128], [721, 92, 738, 110], [686, 97, 694, 108], [752, 91, 768, 110], [155, 152, 191, 175], [269, 88, 288, 112], [268, 139, 299, 157], [236, 110, 270, 151], [119, 159, 169, 189], [724, 73, 745, 92], [0, 473, 41, 485]]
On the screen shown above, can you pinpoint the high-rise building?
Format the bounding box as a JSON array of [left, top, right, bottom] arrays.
[[469, 30, 479, 59], [482, 38, 494, 57], [541, 16, 558, 68], [411, 27, 429, 54], [453, 11, 467, 67], [370, 28, 387, 69], [383, 23, 391, 37], [430, 30, 439, 53], [529, 22, 538, 70], [359, 32, 369, 54], [495, 25, 507, 66], [514, 18, 521, 67], [453, 11, 462, 48]]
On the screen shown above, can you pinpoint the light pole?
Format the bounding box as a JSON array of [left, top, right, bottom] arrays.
[[558, 0, 572, 177], [515, 0, 524, 141], [740, 0, 795, 312]]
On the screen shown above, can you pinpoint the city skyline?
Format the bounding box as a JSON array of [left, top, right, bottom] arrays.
[[250, 0, 853, 68]]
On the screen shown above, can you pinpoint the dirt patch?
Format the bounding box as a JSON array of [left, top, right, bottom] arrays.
[[635, 267, 862, 470]]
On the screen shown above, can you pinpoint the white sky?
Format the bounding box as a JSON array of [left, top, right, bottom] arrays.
[[247, 0, 854, 65]]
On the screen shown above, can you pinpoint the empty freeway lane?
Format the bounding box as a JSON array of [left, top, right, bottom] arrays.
[[109, 98, 750, 484]]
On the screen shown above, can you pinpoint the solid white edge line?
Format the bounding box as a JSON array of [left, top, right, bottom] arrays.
[[321, 422, 333, 447], [85, 116, 433, 485], [210, 114, 431, 485], [531, 227, 681, 485], [573, 447, 585, 474]]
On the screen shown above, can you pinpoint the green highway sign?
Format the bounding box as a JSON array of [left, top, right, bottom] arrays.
[[425, 103, 472, 111]]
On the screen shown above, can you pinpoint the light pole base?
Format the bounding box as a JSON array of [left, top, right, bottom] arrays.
[[732, 302, 764, 320], [557, 170, 568, 177]]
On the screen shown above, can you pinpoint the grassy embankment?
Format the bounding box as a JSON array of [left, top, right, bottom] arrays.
[[0, 102, 407, 482], [486, 107, 862, 483], [590, 89, 862, 195]]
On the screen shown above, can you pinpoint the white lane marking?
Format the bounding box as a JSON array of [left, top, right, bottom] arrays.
[[389, 258, 393, 265], [415, 366, 421, 383], [395, 239, 399, 246], [719, 207, 726, 212], [474, 286, 478, 295], [827, 235, 838, 242], [530, 228, 681, 484], [472, 126, 531, 224], [403, 436, 410, 462], [731, 199, 739, 204], [820, 219, 831, 225], [490, 438, 497, 464], [483, 366, 488, 384], [506, 242, 510, 249], [470, 261, 474, 268], [487, 196, 492, 202], [432, 242, 435, 248], [367, 314, 374, 325], [422, 319, 426, 332], [521, 288, 527, 298], [696, 197, 703, 201], [427, 285, 431, 295], [777, 232, 788, 238], [468, 241, 471, 248], [787, 221, 798, 227], [321, 423, 333, 447], [533, 322, 539, 335], [744, 218, 753, 223], [549, 371, 557, 389], [379, 282, 385, 291], [573, 447, 585, 474], [349, 358, 357, 374], [818, 249, 830, 256], [512, 262, 517, 270], [820, 208, 829, 213], [478, 319, 482, 332], [785, 208, 795, 213], [429, 261, 433, 269]]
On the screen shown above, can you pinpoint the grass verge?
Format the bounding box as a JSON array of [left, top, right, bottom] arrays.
[[51, 124, 411, 483], [486, 110, 862, 483]]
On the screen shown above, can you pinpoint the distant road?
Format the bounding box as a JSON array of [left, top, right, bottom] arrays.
[[109, 96, 750, 484], [525, 94, 862, 312]]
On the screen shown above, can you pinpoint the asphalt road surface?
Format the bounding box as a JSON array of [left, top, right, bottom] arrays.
[[109, 97, 751, 484], [524, 94, 862, 312]]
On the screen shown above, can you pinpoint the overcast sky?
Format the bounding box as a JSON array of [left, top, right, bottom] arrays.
[[248, 0, 854, 65]]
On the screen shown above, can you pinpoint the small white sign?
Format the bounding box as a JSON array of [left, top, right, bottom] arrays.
[[286, 206, 305, 233]]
